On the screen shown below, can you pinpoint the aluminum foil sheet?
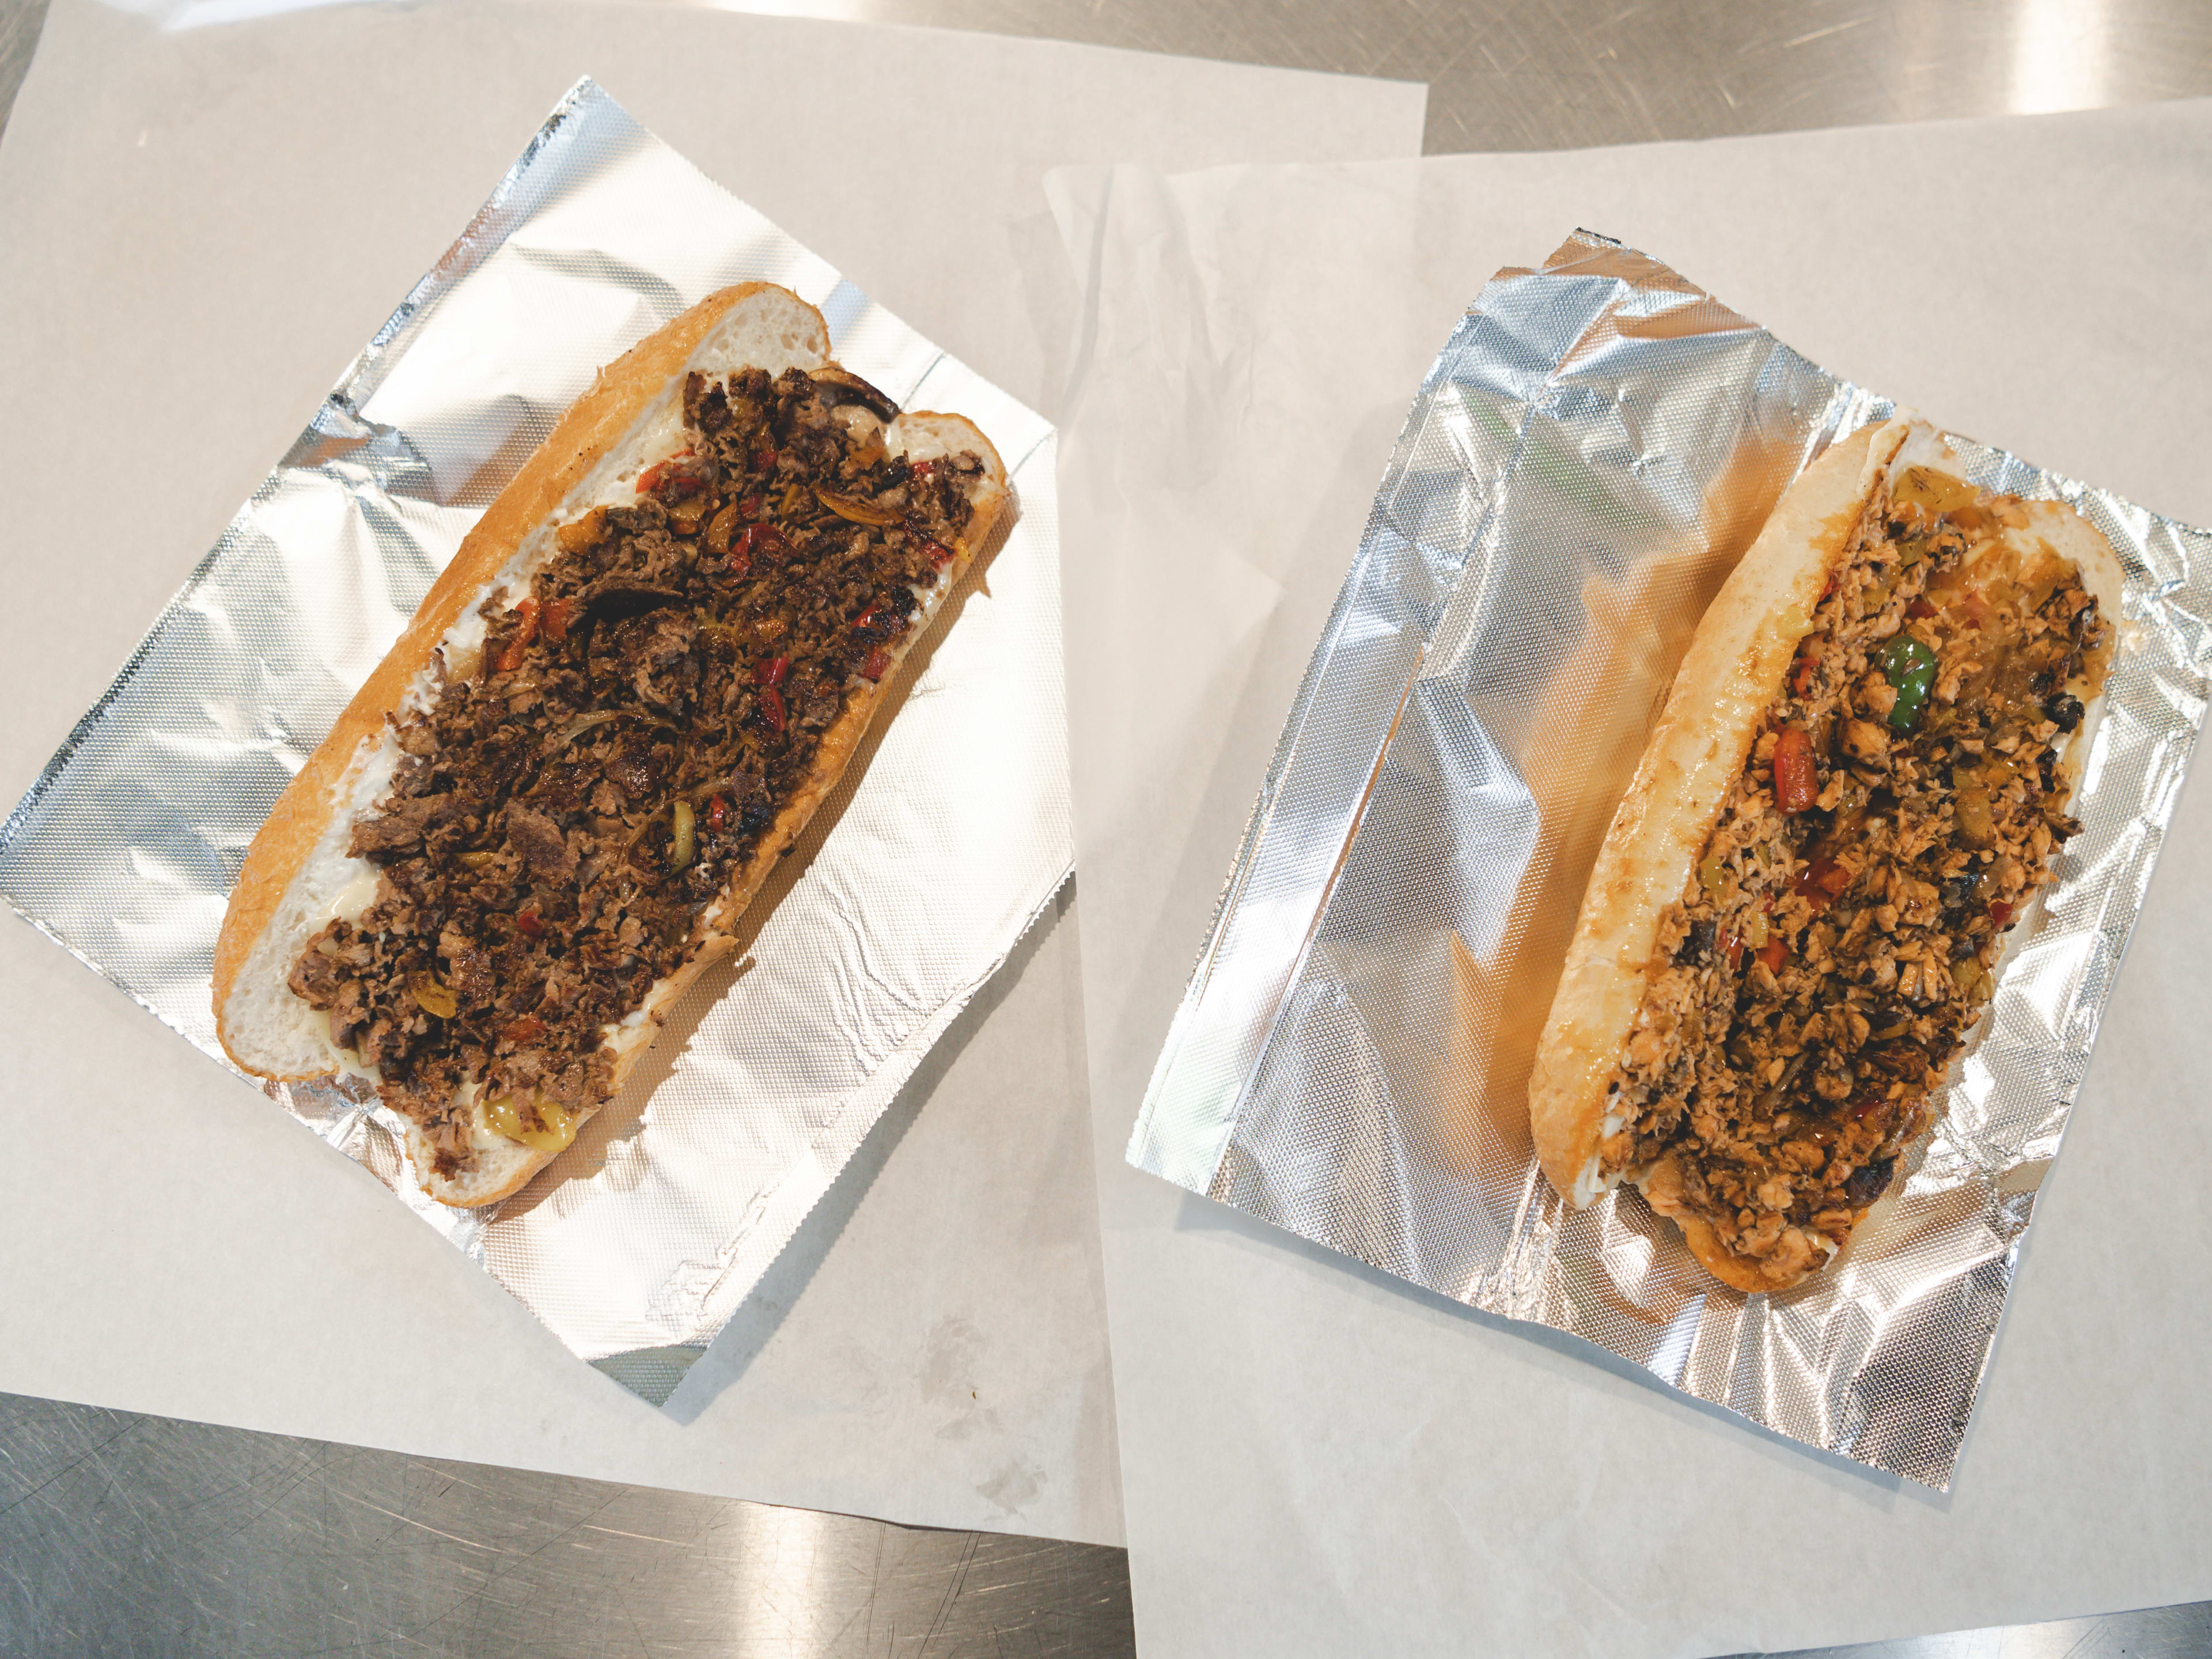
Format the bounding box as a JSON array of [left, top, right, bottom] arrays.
[[1129, 230, 2211, 1488], [0, 81, 1067, 1406]]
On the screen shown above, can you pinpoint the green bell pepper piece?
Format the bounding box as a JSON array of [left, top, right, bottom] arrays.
[[1879, 633, 1938, 731]]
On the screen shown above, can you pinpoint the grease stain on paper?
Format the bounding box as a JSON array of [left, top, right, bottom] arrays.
[[975, 1458, 1045, 1516], [919, 1314, 1004, 1443]]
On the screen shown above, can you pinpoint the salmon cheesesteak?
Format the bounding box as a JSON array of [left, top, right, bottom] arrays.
[[1529, 418, 2119, 1291]]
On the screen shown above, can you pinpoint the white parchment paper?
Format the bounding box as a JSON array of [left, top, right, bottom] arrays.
[[0, 0, 1423, 1545], [1054, 101, 2212, 1646]]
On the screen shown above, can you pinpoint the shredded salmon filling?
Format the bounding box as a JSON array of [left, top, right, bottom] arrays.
[[1603, 465, 2112, 1285]]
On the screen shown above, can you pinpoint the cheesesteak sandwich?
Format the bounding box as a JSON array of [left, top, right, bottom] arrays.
[[1528, 416, 2120, 1292], [214, 283, 1008, 1206]]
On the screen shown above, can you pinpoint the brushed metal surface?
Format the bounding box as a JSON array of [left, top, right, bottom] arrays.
[[7, 1381, 2209, 1658], [5, 1, 2212, 1656], [1738, 1600, 2212, 1659], [0, 0, 46, 137], [0, 1389, 1135, 1658], [681, 0, 2212, 156]]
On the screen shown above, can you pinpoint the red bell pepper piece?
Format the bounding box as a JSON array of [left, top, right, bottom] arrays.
[[707, 794, 728, 832], [1773, 725, 1819, 815], [861, 647, 891, 682], [495, 597, 539, 673], [758, 685, 786, 735], [1758, 937, 1787, 974], [753, 656, 789, 690], [635, 449, 695, 496], [1791, 854, 1852, 915], [515, 906, 544, 938], [734, 525, 789, 569]]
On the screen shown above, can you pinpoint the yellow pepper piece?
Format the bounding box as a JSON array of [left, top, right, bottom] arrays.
[[410, 973, 457, 1018], [1955, 789, 1997, 849], [483, 1093, 578, 1153], [670, 800, 696, 870], [1892, 466, 1978, 520]]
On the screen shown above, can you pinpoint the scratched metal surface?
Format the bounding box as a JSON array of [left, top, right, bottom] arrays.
[[0, 1391, 1136, 1658], [5, 2, 2212, 1657], [703, 0, 2212, 158], [0, 0, 44, 137], [2, 1386, 2206, 1659], [1743, 1603, 2212, 1659]]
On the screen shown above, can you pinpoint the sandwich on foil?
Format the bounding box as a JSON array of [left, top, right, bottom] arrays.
[[213, 283, 1009, 1209], [1529, 415, 2119, 1292]]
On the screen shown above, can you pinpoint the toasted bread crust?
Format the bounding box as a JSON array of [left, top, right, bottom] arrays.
[[214, 285, 1008, 1206], [1528, 423, 1902, 1211]]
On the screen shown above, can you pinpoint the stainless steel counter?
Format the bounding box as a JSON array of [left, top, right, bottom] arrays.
[[5, 1383, 2210, 1658], [0, 1389, 1133, 1657], [704, 0, 2212, 158], [3, 2, 2209, 1655]]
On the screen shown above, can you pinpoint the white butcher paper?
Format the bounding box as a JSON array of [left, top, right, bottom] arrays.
[[1052, 100, 2212, 1646], [0, 0, 1423, 1546]]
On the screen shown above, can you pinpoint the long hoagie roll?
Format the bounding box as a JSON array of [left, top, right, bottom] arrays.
[[1528, 415, 2122, 1292], [214, 283, 1009, 1207]]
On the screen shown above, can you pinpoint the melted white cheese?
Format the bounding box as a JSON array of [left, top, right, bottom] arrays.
[[329, 869, 382, 925]]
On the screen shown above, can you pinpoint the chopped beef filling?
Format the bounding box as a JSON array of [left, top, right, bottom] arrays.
[[286, 365, 986, 1172], [1607, 463, 2112, 1286]]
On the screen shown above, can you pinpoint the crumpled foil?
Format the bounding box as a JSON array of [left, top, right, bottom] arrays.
[[0, 80, 1067, 1406], [1129, 230, 2210, 1488]]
